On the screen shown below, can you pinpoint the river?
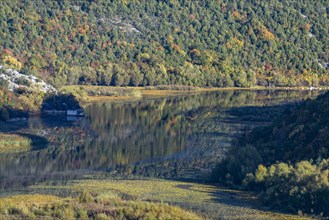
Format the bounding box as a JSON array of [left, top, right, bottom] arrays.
[[0, 89, 324, 190]]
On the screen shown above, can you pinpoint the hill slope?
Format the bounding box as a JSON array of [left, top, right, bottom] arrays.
[[213, 91, 329, 215], [0, 0, 328, 87], [247, 92, 329, 163]]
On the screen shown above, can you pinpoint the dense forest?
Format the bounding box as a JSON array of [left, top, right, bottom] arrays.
[[0, 0, 328, 88], [212, 91, 329, 216]]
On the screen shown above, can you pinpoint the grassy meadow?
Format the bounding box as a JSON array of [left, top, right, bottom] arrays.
[[0, 191, 200, 220], [19, 178, 308, 220]]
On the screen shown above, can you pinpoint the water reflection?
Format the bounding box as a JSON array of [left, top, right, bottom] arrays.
[[0, 90, 323, 189]]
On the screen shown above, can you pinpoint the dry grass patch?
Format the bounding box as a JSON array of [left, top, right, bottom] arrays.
[[67, 179, 216, 204], [0, 133, 31, 154], [0, 191, 201, 219], [0, 194, 63, 207], [33, 179, 309, 219]]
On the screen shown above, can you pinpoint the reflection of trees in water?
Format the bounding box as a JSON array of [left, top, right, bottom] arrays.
[[0, 90, 323, 189], [86, 100, 191, 163]]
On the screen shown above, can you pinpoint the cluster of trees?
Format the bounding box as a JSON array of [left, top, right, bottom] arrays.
[[0, 78, 44, 120], [245, 160, 329, 216], [0, 77, 81, 121], [212, 91, 329, 216], [0, 0, 328, 88]]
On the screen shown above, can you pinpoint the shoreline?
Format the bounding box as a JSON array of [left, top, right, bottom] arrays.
[[62, 85, 329, 104], [2, 85, 327, 121]]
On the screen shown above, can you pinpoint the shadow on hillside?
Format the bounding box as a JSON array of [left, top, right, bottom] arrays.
[[205, 185, 300, 218], [166, 178, 293, 218]]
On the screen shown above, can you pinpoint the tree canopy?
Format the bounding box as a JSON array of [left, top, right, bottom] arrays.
[[0, 0, 328, 87]]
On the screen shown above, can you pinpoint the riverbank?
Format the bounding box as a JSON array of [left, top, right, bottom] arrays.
[[62, 85, 329, 104], [1, 85, 327, 122]]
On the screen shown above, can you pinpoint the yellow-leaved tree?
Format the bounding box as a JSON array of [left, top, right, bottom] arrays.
[[2, 55, 22, 70]]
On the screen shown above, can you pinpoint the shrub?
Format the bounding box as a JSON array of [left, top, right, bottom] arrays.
[[0, 78, 9, 89], [14, 77, 31, 87], [244, 160, 329, 216], [212, 144, 262, 185], [14, 86, 28, 94], [0, 108, 9, 121]]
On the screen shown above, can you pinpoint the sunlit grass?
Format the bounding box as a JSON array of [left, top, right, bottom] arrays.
[[0, 194, 63, 207], [67, 179, 216, 203], [0, 192, 201, 220], [0, 133, 31, 154], [0, 194, 66, 219], [33, 178, 310, 220]]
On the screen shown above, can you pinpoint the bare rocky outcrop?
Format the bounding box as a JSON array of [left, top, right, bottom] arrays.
[[0, 66, 57, 94]]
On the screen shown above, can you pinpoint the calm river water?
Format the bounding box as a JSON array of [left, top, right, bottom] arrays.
[[0, 90, 324, 190]]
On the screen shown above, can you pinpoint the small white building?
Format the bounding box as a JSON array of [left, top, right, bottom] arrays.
[[67, 109, 84, 116]]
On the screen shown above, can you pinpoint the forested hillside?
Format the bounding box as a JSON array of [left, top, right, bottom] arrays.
[[213, 91, 329, 216], [0, 0, 328, 87]]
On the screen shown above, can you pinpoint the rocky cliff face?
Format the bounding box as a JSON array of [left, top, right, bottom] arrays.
[[0, 66, 57, 94]]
